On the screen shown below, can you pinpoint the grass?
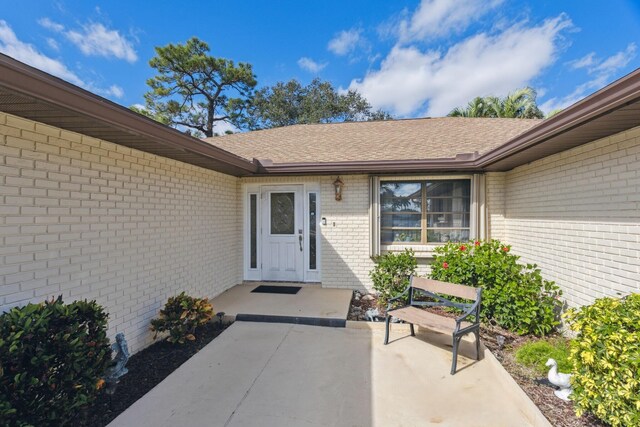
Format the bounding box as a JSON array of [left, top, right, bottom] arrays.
[[515, 337, 572, 375]]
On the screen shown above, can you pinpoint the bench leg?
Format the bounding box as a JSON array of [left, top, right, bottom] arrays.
[[410, 323, 415, 337], [474, 329, 481, 360], [451, 335, 462, 375], [384, 314, 390, 345]]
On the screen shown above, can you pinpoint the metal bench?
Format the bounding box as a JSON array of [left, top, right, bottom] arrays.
[[384, 275, 482, 375]]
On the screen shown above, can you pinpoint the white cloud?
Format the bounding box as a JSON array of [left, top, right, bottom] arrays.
[[106, 84, 124, 98], [38, 17, 137, 63], [213, 120, 238, 135], [350, 15, 572, 117], [0, 20, 125, 101], [0, 19, 84, 86], [328, 29, 362, 56], [38, 17, 64, 32], [46, 37, 60, 51], [539, 83, 594, 114], [569, 52, 596, 70], [66, 23, 137, 63], [541, 43, 637, 113], [398, 0, 505, 42], [297, 57, 327, 73], [592, 43, 636, 74]]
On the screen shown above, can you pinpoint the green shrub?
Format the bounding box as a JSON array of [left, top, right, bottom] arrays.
[[564, 294, 640, 427], [515, 338, 571, 375], [0, 297, 112, 427], [369, 249, 417, 305], [151, 292, 214, 344], [430, 240, 562, 335]]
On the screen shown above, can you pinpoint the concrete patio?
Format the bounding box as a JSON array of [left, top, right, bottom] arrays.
[[108, 321, 549, 427], [212, 283, 353, 326]]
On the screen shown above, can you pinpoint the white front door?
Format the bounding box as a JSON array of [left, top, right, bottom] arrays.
[[261, 185, 304, 281]]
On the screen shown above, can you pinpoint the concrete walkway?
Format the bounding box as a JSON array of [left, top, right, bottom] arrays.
[[109, 322, 545, 427], [211, 283, 352, 324]]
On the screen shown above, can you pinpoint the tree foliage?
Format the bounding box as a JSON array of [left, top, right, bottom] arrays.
[[245, 78, 391, 129], [448, 87, 545, 119], [129, 104, 171, 126], [136, 37, 257, 137]]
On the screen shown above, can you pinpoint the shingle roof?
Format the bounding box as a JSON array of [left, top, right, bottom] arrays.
[[205, 117, 542, 164]]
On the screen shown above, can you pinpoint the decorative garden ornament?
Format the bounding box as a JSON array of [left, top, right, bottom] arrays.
[[545, 358, 572, 401], [365, 307, 380, 321], [105, 333, 130, 394]]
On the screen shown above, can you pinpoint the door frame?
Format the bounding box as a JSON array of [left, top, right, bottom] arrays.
[[243, 182, 321, 282]]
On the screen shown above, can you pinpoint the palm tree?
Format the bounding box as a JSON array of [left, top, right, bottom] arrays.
[[448, 87, 544, 119], [448, 97, 492, 117]]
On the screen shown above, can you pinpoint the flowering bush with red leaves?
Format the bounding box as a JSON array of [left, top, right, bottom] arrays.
[[430, 240, 562, 335]]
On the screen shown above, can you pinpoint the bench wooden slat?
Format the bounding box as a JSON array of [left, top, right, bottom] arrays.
[[390, 306, 472, 334], [386, 276, 482, 375], [411, 277, 478, 301]]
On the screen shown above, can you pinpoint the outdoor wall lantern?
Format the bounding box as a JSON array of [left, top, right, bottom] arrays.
[[333, 176, 344, 201]]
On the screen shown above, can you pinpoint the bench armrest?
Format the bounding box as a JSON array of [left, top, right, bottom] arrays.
[[387, 283, 412, 310], [455, 288, 482, 325], [456, 300, 479, 324]]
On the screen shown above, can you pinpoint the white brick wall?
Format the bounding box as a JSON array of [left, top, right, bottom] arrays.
[[5, 108, 636, 349], [493, 126, 640, 307], [0, 112, 242, 353], [486, 172, 506, 241]]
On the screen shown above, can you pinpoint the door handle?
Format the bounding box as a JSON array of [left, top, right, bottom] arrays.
[[298, 230, 303, 251]]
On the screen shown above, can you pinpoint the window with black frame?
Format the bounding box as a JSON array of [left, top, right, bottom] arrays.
[[380, 179, 471, 244]]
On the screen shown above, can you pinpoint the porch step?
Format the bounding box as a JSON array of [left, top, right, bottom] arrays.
[[235, 313, 346, 328]]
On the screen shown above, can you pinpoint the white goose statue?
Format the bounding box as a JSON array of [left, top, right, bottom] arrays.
[[545, 358, 572, 401]]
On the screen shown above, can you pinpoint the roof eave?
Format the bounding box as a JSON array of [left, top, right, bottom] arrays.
[[1, 54, 639, 178], [476, 67, 640, 170], [0, 54, 258, 177], [256, 158, 482, 175]]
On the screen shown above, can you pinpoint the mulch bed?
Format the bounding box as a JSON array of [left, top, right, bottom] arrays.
[[75, 320, 233, 427], [348, 291, 606, 427], [348, 290, 386, 320], [481, 327, 606, 427]]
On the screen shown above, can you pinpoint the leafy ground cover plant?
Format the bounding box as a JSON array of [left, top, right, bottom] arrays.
[[0, 297, 112, 427], [565, 293, 640, 427], [515, 338, 572, 375], [369, 249, 417, 305], [151, 292, 214, 344], [430, 240, 562, 335]]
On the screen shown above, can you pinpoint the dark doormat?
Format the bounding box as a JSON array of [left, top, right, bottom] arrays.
[[251, 285, 301, 295]]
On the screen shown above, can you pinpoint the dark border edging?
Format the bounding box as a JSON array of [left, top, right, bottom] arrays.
[[235, 314, 346, 327]]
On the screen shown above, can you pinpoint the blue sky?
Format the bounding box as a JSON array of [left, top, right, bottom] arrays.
[[1, 0, 639, 127]]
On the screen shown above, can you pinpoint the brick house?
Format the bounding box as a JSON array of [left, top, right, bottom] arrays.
[[1, 54, 638, 352]]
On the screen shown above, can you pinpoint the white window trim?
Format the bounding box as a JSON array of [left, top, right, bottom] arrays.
[[370, 174, 486, 258]]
